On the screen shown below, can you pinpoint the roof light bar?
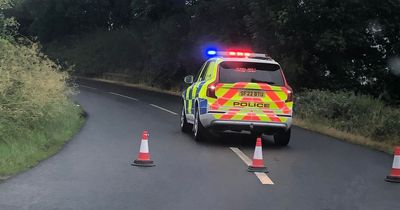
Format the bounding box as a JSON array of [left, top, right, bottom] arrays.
[[216, 51, 270, 59], [205, 48, 270, 59]]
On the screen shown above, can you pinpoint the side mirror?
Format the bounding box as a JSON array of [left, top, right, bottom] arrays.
[[184, 75, 194, 84]]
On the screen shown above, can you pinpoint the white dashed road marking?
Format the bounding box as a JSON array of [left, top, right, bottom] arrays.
[[108, 92, 138, 101], [80, 85, 97, 90], [230, 147, 274, 185], [83, 84, 272, 185], [149, 104, 178, 115]]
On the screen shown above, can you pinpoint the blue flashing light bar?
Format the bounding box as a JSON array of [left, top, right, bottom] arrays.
[[205, 49, 271, 60]]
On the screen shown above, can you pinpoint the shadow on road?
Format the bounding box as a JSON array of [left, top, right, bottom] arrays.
[[182, 131, 289, 150]]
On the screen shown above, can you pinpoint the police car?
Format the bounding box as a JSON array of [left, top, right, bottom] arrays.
[[180, 50, 293, 146]]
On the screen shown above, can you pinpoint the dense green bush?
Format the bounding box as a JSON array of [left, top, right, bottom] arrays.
[[296, 90, 400, 142], [45, 29, 146, 76], [44, 29, 187, 90], [0, 38, 83, 175]]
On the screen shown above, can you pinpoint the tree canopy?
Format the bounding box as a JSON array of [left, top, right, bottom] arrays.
[[4, 0, 400, 103]]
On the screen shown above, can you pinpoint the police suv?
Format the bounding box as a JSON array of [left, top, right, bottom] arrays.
[[181, 50, 293, 146]]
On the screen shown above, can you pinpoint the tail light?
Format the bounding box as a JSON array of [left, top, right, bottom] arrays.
[[207, 82, 218, 98], [285, 90, 293, 102]]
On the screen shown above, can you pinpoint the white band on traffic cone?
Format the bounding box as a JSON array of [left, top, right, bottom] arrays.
[[253, 146, 263, 160], [393, 156, 400, 169], [140, 139, 149, 153]]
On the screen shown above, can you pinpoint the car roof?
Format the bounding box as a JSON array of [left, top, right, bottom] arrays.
[[212, 57, 280, 65]]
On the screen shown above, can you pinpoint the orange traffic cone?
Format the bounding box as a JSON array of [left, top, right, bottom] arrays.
[[248, 137, 268, 173], [385, 146, 400, 183], [132, 131, 155, 167]]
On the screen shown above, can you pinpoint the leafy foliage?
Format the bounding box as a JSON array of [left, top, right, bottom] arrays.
[[296, 90, 400, 143], [0, 1, 83, 176], [0, 0, 19, 40], [0, 36, 83, 176], [10, 0, 399, 103]]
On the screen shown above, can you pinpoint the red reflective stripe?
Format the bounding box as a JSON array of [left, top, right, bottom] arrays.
[[280, 86, 288, 93], [142, 131, 149, 140], [263, 88, 290, 114], [257, 84, 291, 114], [252, 97, 281, 122], [220, 111, 236, 120], [258, 83, 271, 90], [210, 104, 219, 110], [394, 147, 400, 155], [256, 138, 262, 146], [391, 168, 400, 176], [220, 109, 240, 120], [211, 83, 247, 107], [264, 112, 281, 122], [241, 97, 254, 102], [252, 159, 265, 167], [242, 114, 252, 121], [137, 152, 150, 160], [253, 114, 261, 121]]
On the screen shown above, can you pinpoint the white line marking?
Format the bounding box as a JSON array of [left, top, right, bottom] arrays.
[[149, 104, 178, 115], [254, 172, 274, 185], [108, 92, 138, 101], [79, 85, 97, 90], [230, 147, 252, 165], [230, 147, 274, 185]]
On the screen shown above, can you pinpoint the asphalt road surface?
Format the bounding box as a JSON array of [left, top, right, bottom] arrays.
[[0, 78, 399, 210]]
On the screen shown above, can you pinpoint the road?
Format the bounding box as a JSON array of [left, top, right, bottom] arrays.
[[0, 78, 399, 210]]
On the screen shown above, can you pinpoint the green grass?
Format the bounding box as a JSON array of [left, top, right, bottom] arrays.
[[293, 118, 396, 154], [0, 102, 85, 178], [295, 90, 400, 154], [0, 38, 85, 179]]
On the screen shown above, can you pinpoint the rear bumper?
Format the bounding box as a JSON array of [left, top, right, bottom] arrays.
[[200, 113, 292, 134]]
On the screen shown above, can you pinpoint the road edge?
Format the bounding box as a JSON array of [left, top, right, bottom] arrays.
[[78, 76, 394, 155], [77, 76, 180, 96]]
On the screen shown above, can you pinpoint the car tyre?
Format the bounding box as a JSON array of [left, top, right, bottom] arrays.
[[274, 128, 291, 146], [180, 104, 192, 133], [193, 108, 206, 141]]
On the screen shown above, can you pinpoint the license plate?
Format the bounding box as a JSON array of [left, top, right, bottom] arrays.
[[239, 90, 265, 97]]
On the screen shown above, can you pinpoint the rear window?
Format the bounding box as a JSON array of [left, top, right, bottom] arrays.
[[218, 61, 285, 86]]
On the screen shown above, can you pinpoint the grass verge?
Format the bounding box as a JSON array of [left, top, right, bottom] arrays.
[[293, 118, 395, 154], [0, 103, 85, 180], [0, 38, 86, 180]]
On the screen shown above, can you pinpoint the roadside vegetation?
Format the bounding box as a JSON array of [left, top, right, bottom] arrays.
[[295, 90, 400, 153], [0, 1, 84, 178], [2, 0, 400, 153]]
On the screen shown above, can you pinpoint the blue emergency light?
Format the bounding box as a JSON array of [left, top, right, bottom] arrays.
[[206, 49, 217, 56]]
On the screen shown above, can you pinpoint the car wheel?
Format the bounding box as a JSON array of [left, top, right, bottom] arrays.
[[273, 128, 291, 146], [193, 108, 205, 141], [180, 104, 191, 133]]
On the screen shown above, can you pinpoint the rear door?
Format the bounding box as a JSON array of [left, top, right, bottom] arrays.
[[212, 61, 291, 122], [186, 61, 211, 121]]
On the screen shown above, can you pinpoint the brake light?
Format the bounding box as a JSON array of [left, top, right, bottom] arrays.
[[228, 51, 251, 57], [207, 83, 218, 98], [285, 90, 293, 102]]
